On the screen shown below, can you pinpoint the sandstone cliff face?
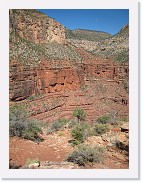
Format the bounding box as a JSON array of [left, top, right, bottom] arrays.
[[10, 60, 81, 101], [9, 52, 128, 102], [10, 9, 66, 44]]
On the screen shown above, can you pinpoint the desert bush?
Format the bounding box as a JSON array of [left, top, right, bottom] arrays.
[[9, 103, 28, 123], [115, 50, 129, 63], [9, 104, 28, 137], [93, 123, 109, 136], [67, 144, 105, 166], [71, 123, 91, 145], [50, 118, 68, 132], [22, 120, 43, 142], [10, 119, 43, 142], [9, 104, 43, 142], [73, 108, 86, 124], [10, 119, 27, 137], [96, 115, 110, 124], [96, 113, 119, 125], [27, 94, 45, 101], [120, 117, 129, 122], [58, 131, 65, 137], [68, 120, 77, 128]]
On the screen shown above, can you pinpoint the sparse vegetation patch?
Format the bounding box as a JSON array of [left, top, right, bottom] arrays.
[[9, 104, 43, 142], [93, 123, 109, 136], [67, 144, 105, 166]]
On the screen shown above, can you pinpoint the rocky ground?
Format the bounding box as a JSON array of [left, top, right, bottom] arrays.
[[9, 122, 129, 169]]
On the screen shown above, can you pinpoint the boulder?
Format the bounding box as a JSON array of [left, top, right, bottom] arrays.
[[121, 123, 129, 133], [28, 162, 40, 169]]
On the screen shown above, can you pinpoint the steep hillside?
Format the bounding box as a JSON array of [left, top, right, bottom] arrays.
[[10, 9, 66, 44], [114, 24, 129, 38], [91, 36, 129, 63], [67, 25, 129, 63], [66, 28, 111, 41], [91, 24, 129, 62], [9, 10, 82, 65]]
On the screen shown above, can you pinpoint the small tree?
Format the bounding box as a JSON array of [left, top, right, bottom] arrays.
[[73, 108, 86, 124], [71, 123, 90, 145]]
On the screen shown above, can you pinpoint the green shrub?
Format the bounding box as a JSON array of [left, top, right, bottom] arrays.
[[115, 51, 129, 63], [9, 103, 28, 123], [71, 123, 91, 145], [9, 104, 43, 142], [121, 117, 129, 122], [68, 120, 77, 128], [10, 119, 43, 142], [93, 123, 109, 136], [9, 104, 28, 137], [96, 115, 110, 124], [51, 118, 68, 132], [73, 108, 86, 123], [22, 120, 43, 142], [67, 145, 105, 166], [10, 119, 27, 137]]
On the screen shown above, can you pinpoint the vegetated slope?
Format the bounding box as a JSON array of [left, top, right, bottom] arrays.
[[9, 9, 82, 65], [67, 24, 129, 63], [65, 28, 111, 41], [114, 24, 129, 38], [90, 24, 129, 63], [9, 9, 66, 44]]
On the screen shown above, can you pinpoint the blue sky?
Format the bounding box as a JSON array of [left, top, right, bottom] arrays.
[[37, 9, 129, 35]]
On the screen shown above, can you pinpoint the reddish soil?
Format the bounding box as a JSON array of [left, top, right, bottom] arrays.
[[9, 128, 129, 169], [9, 129, 74, 167]]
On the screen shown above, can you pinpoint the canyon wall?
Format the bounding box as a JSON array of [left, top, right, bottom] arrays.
[[9, 60, 81, 101], [9, 57, 128, 102], [10, 9, 67, 44]]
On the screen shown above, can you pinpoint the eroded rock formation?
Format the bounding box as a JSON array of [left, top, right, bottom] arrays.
[[10, 9, 67, 44]]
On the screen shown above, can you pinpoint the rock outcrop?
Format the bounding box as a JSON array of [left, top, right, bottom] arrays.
[[9, 59, 81, 101], [10, 9, 67, 44]]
